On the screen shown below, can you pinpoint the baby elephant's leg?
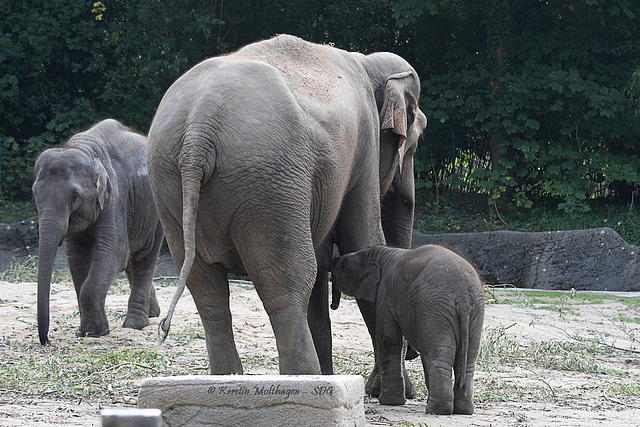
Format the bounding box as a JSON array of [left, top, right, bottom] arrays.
[[422, 357, 454, 415], [376, 314, 406, 406], [453, 367, 475, 415]]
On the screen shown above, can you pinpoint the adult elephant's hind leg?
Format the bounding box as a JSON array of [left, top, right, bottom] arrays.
[[189, 256, 243, 374], [250, 246, 321, 375]]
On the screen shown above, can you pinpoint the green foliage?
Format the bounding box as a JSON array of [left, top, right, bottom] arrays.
[[1, 0, 640, 212], [1, 136, 49, 201], [0, 200, 37, 223], [407, 0, 640, 213]]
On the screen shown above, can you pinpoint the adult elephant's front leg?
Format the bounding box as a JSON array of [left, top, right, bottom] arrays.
[[189, 258, 243, 374]]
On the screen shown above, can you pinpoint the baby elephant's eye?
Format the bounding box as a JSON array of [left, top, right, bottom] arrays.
[[70, 193, 79, 206]]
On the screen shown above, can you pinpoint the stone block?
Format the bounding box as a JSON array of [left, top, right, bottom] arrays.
[[138, 375, 364, 427]]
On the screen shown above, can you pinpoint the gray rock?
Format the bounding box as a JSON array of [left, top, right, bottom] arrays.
[[0, 216, 177, 277], [412, 228, 640, 291], [2, 217, 637, 291]]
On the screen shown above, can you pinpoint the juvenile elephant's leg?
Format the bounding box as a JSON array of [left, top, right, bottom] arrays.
[[361, 301, 417, 400], [453, 367, 475, 415], [401, 340, 418, 398], [66, 237, 93, 307], [122, 262, 153, 329], [67, 238, 112, 337], [123, 229, 164, 329], [375, 311, 406, 406], [189, 257, 242, 374], [308, 269, 333, 374], [452, 348, 475, 415], [77, 272, 113, 338], [149, 285, 160, 318], [360, 299, 381, 396], [147, 224, 164, 318], [422, 356, 455, 415], [454, 312, 483, 415]]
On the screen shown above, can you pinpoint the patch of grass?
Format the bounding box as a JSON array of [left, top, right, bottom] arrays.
[[332, 349, 375, 378], [488, 288, 640, 315], [605, 382, 640, 396], [241, 354, 279, 370], [474, 377, 551, 403], [0, 255, 71, 284], [154, 277, 178, 288], [615, 315, 640, 324], [108, 278, 130, 296], [106, 308, 127, 322], [478, 326, 619, 375], [170, 322, 206, 346], [231, 280, 255, 290], [0, 341, 200, 398]]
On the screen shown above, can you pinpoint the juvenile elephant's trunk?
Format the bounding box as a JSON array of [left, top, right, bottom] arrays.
[[36, 217, 67, 345]]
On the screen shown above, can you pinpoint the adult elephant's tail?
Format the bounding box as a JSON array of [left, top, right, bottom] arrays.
[[159, 141, 214, 342]]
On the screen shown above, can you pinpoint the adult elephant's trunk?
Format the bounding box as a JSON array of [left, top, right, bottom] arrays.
[[381, 168, 415, 249], [36, 216, 67, 345]]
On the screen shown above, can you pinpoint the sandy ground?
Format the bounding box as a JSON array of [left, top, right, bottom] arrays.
[[1, 278, 639, 426]]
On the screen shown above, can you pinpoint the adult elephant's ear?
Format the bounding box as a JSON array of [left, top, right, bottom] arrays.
[[380, 71, 415, 172], [94, 158, 110, 210]]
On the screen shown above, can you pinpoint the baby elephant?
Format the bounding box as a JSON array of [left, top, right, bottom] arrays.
[[330, 245, 484, 415]]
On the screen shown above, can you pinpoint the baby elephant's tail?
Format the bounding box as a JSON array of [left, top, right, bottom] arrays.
[[454, 306, 471, 396], [453, 294, 483, 415]]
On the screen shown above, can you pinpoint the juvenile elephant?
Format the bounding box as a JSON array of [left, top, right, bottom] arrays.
[[32, 119, 164, 345], [148, 34, 427, 375], [330, 245, 485, 415]]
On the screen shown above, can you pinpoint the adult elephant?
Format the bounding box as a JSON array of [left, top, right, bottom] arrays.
[[148, 35, 426, 375]]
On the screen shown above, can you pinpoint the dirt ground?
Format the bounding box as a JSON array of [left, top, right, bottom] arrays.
[[1, 278, 639, 426]]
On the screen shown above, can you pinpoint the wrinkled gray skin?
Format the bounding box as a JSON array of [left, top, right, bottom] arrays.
[[148, 35, 427, 375], [330, 245, 485, 415], [32, 119, 163, 345]]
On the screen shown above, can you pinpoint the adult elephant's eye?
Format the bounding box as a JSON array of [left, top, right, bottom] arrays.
[[70, 193, 79, 206]]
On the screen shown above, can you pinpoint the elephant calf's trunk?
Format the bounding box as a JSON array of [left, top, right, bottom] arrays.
[[331, 283, 341, 310]]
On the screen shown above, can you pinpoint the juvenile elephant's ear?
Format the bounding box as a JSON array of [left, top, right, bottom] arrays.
[[380, 71, 416, 172], [354, 262, 382, 304], [94, 158, 109, 210]]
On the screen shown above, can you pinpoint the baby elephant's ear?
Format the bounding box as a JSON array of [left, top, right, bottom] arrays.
[[355, 262, 381, 304], [94, 158, 109, 210]]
